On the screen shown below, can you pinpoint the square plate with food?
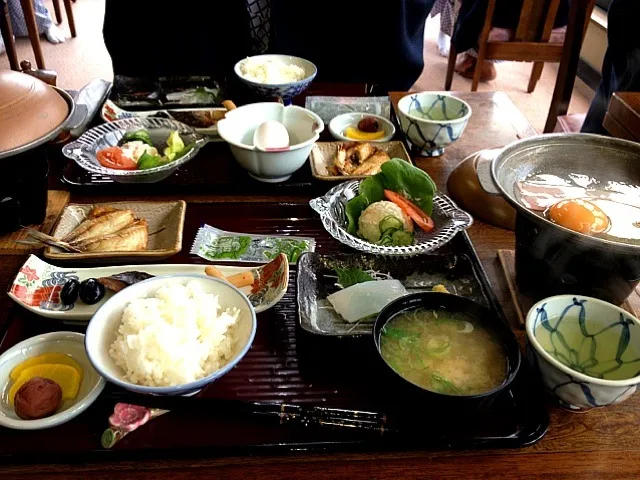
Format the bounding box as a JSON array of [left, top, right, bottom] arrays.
[[42, 201, 186, 263], [297, 252, 492, 337], [310, 141, 412, 181]]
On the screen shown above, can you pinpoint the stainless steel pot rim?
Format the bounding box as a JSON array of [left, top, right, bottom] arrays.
[[0, 88, 76, 160], [490, 133, 640, 252]]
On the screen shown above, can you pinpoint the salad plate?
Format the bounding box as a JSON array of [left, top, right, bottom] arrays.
[[310, 180, 473, 256], [62, 118, 210, 184], [8, 254, 289, 322]]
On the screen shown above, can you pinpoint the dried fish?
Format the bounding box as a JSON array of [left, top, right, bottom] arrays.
[[73, 219, 148, 252], [331, 142, 390, 176], [63, 210, 136, 243], [97, 271, 155, 292], [89, 206, 120, 218]]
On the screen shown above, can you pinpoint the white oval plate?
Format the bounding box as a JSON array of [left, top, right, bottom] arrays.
[[8, 254, 289, 323]]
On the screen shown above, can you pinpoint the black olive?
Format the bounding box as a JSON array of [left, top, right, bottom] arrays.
[[60, 279, 80, 305], [79, 278, 105, 305]]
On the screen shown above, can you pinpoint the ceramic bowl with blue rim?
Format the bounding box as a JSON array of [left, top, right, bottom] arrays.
[[397, 92, 472, 157], [234, 54, 317, 105], [525, 294, 640, 411]]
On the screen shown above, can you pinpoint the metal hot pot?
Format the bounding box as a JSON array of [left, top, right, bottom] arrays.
[[478, 133, 640, 306], [0, 70, 78, 234]]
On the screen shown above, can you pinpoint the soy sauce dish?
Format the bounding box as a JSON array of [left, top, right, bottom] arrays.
[[373, 292, 521, 407]]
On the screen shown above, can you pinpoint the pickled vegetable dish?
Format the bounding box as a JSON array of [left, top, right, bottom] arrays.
[[379, 309, 507, 396], [96, 129, 194, 171]]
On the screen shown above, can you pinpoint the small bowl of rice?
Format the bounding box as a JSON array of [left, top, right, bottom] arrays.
[[85, 275, 257, 395], [234, 54, 317, 105]]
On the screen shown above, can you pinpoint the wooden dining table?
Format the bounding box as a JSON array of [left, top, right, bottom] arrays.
[[1, 88, 640, 480], [603, 92, 640, 142]]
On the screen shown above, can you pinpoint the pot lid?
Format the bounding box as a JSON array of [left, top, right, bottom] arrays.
[[0, 70, 70, 153]]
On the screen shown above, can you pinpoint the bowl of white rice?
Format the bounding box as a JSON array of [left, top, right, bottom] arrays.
[[234, 54, 317, 104], [84, 275, 257, 395]]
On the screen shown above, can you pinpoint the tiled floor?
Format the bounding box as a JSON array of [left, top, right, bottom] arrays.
[[3, 0, 595, 133]]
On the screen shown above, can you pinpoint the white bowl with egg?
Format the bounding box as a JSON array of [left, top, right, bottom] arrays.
[[217, 102, 324, 183], [234, 54, 317, 104], [85, 275, 257, 396], [0, 332, 105, 430]]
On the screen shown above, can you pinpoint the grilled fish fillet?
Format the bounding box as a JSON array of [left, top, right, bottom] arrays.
[[63, 210, 135, 243], [73, 219, 149, 252], [351, 150, 390, 175], [88, 205, 120, 218]]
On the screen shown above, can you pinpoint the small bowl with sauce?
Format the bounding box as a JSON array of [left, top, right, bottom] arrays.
[[373, 292, 521, 409], [526, 294, 640, 411], [329, 113, 395, 143]]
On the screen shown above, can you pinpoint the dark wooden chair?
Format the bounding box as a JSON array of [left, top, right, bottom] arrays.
[[0, 0, 46, 69], [445, 0, 596, 132], [51, 0, 76, 38]]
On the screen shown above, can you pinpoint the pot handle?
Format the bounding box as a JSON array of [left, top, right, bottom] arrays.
[[66, 104, 89, 131], [476, 148, 502, 196]]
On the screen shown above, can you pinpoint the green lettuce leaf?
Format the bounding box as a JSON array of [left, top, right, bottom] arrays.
[[379, 159, 436, 215]]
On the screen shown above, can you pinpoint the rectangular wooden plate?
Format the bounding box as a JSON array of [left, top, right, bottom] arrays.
[[43, 200, 186, 264], [309, 141, 412, 181]]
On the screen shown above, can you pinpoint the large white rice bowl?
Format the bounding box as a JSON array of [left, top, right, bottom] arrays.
[[85, 275, 257, 395]]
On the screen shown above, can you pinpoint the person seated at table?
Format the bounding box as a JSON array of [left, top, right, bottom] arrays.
[[581, 0, 640, 134], [0, 0, 66, 55], [450, 0, 569, 82], [102, 0, 436, 93]]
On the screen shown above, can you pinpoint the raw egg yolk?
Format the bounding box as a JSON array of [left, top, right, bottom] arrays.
[[547, 199, 609, 234]]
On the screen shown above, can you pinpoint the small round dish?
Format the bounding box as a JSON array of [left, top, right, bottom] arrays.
[[373, 292, 521, 408], [328, 113, 395, 143], [234, 54, 317, 105], [85, 275, 257, 396], [0, 332, 105, 430], [309, 180, 473, 256], [526, 294, 640, 411], [62, 117, 209, 184]]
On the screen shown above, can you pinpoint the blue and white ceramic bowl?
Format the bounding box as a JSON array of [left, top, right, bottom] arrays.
[[85, 275, 257, 396], [234, 54, 317, 105], [526, 294, 640, 411], [397, 92, 472, 157]]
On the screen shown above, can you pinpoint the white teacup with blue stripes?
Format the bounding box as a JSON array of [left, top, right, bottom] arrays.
[[397, 92, 472, 157], [526, 294, 640, 411]]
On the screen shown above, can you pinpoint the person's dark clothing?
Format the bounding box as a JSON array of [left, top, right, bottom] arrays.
[[582, 0, 640, 134]]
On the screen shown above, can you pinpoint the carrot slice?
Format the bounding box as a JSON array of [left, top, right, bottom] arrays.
[[384, 190, 435, 232]]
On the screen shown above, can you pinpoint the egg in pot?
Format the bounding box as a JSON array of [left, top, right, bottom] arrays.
[[546, 198, 609, 235]]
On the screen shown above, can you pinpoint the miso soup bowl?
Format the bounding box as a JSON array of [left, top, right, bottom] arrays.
[[397, 92, 472, 157], [373, 292, 521, 410], [526, 294, 640, 411]]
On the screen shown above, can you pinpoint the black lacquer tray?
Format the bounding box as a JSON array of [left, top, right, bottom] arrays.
[[0, 203, 549, 464]]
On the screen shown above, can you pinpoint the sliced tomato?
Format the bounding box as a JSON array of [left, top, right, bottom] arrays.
[[384, 190, 435, 233], [96, 147, 137, 170]]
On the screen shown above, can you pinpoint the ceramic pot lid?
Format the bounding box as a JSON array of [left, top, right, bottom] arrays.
[[0, 70, 70, 153]]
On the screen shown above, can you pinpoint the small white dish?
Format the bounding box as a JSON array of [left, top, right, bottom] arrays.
[[0, 332, 105, 430], [85, 275, 257, 395], [328, 113, 395, 143]]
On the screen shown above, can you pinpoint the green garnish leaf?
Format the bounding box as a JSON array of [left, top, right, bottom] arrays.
[[380, 159, 436, 215], [431, 372, 461, 394], [334, 267, 374, 288], [137, 151, 163, 170], [120, 129, 153, 146], [345, 195, 369, 235]]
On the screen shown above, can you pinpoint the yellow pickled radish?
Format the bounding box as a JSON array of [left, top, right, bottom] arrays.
[[10, 352, 83, 383], [343, 126, 385, 141], [9, 364, 81, 405]]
